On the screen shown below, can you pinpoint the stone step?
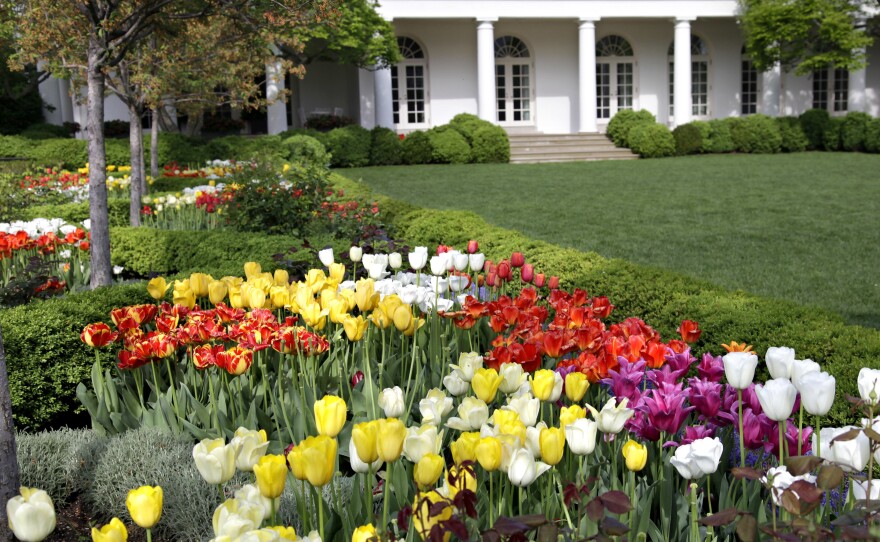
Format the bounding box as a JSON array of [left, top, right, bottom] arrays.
[[510, 143, 628, 152], [510, 152, 639, 163], [507, 133, 637, 163]]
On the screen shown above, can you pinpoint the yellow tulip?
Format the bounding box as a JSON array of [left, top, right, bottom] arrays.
[[286, 443, 307, 481], [413, 491, 452, 541], [270, 526, 298, 541], [338, 288, 356, 311], [368, 308, 392, 330], [451, 432, 480, 465], [559, 405, 587, 428], [189, 272, 212, 298], [305, 269, 327, 294], [244, 262, 262, 280], [300, 435, 337, 487], [539, 427, 565, 466], [254, 454, 288, 498], [314, 395, 347, 437], [270, 286, 291, 309], [126, 486, 163, 529], [352, 420, 380, 464], [293, 283, 314, 311], [328, 263, 346, 284], [354, 279, 379, 312], [471, 368, 504, 404], [622, 439, 647, 472], [565, 372, 590, 402], [392, 304, 414, 333], [319, 288, 338, 309], [376, 418, 406, 462], [300, 301, 328, 330], [246, 285, 268, 309], [92, 517, 128, 542], [172, 280, 196, 309], [208, 280, 228, 305], [444, 464, 477, 499], [475, 437, 502, 472], [414, 453, 445, 488], [352, 524, 377, 542], [327, 299, 350, 324], [403, 316, 426, 337], [146, 277, 169, 301], [274, 268, 290, 286], [229, 289, 245, 309], [342, 315, 368, 342], [530, 369, 558, 401]]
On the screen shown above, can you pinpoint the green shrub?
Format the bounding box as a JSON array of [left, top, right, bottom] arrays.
[[369, 127, 402, 166], [18, 428, 108, 503], [427, 127, 471, 164], [0, 135, 34, 158], [145, 133, 210, 167], [0, 283, 152, 429], [471, 125, 510, 163], [865, 118, 880, 153], [0, 84, 43, 135], [672, 123, 703, 155], [776, 117, 808, 153], [28, 138, 88, 168], [730, 114, 781, 154], [204, 134, 286, 163], [448, 113, 485, 145], [324, 125, 372, 168], [841, 111, 872, 151], [283, 134, 330, 165], [606, 109, 656, 148], [202, 135, 242, 161], [799, 109, 832, 150], [401, 131, 433, 164], [19, 123, 71, 140], [706, 119, 735, 153], [628, 123, 676, 158], [823, 117, 843, 151], [87, 428, 218, 541], [104, 138, 132, 166], [16, 199, 129, 227]]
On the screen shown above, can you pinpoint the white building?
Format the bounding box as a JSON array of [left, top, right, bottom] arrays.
[[40, 0, 879, 136]]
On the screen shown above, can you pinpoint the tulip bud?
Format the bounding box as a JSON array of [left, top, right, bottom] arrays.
[[408, 247, 428, 271], [352, 524, 378, 542], [429, 255, 446, 276], [436, 245, 449, 255], [534, 273, 546, 288], [467, 240, 479, 254], [565, 372, 589, 402], [126, 486, 163, 529], [273, 269, 290, 286], [565, 418, 598, 455], [414, 453, 445, 488], [318, 248, 334, 267], [548, 276, 559, 289], [314, 395, 347, 438], [91, 517, 127, 542], [352, 420, 381, 464], [539, 427, 565, 466], [379, 386, 406, 418], [520, 264, 534, 283], [7, 487, 56, 542], [299, 435, 337, 487], [208, 280, 228, 305], [254, 454, 289, 497], [475, 437, 503, 472], [192, 438, 238, 485], [622, 440, 647, 471], [496, 261, 510, 281], [349, 246, 363, 263], [468, 253, 486, 272], [510, 252, 525, 268], [389, 252, 402, 269], [351, 370, 365, 388], [452, 253, 469, 272], [147, 277, 169, 301], [376, 418, 407, 462]]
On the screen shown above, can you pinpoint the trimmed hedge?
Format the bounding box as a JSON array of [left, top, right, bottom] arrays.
[[777, 117, 808, 153], [607, 110, 656, 148], [283, 134, 330, 165], [841, 112, 871, 152], [628, 123, 676, 158], [401, 131, 433, 165], [369, 127, 402, 166], [427, 127, 471, 164], [823, 117, 843, 151], [866, 118, 880, 153], [799, 109, 832, 150], [731, 114, 782, 154], [672, 123, 703, 155], [14, 199, 130, 227], [471, 125, 510, 163], [388, 206, 880, 427], [706, 119, 735, 153], [324, 125, 371, 168]]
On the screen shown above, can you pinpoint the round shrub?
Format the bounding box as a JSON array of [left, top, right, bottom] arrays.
[[865, 118, 880, 153], [823, 117, 843, 151], [0, 135, 34, 158], [283, 134, 330, 165], [688, 121, 712, 153], [401, 131, 433, 164], [18, 428, 108, 504], [448, 113, 484, 145], [324, 125, 371, 168], [471, 124, 510, 163], [672, 123, 703, 155], [369, 126, 402, 166], [799, 109, 832, 150], [105, 138, 132, 166], [145, 133, 209, 167], [203, 135, 242, 161], [730, 114, 781, 154], [606, 109, 656, 148], [841, 111, 871, 151], [776, 117, 808, 153], [628, 123, 675, 158], [427, 127, 471, 164], [706, 119, 735, 153]]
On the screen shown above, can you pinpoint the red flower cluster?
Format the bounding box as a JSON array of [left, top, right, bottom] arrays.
[[195, 191, 233, 214], [19, 168, 86, 191], [0, 228, 89, 259], [162, 162, 207, 178], [83, 302, 329, 372]]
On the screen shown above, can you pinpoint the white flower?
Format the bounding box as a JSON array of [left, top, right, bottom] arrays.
[[419, 388, 453, 425], [403, 424, 443, 463], [450, 352, 483, 382], [503, 393, 540, 427], [378, 386, 405, 418], [7, 488, 56, 542], [586, 397, 634, 434], [349, 246, 363, 263], [525, 421, 548, 458], [797, 371, 835, 416], [233, 484, 275, 523], [349, 435, 383, 474], [193, 437, 239, 485], [813, 426, 870, 472], [669, 437, 724, 479], [442, 372, 470, 396], [722, 352, 759, 389], [408, 247, 428, 270], [213, 498, 263, 538], [859, 368, 880, 405], [853, 480, 880, 502], [113, 265, 124, 275], [318, 248, 334, 267], [565, 418, 598, 455], [230, 427, 270, 472], [499, 363, 527, 395], [429, 255, 447, 276], [452, 253, 469, 272], [389, 252, 402, 269], [761, 466, 817, 505], [446, 397, 489, 431], [508, 447, 551, 487], [765, 346, 795, 380], [755, 378, 798, 421], [791, 359, 821, 392]]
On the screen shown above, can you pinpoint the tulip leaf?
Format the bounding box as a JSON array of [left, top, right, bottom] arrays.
[[830, 428, 862, 443], [731, 467, 763, 480], [735, 514, 757, 542], [816, 464, 845, 490], [698, 508, 739, 526], [784, 455, 822, 476], [598, 490, 632, 515]]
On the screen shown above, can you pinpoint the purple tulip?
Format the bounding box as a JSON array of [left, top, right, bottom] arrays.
[[602, 358, 646, 405], [626, 411, 661, 442], [740, 384, 764, 415], [688, 378, 724, 420], [665, 347, 697, 373], [741, 408, 772, 451], [680, 425, 716, 445], [697, 352, 726, 382], [764, 419, 813, 457], [640, 382, 694, 435], [648, 365, 689, 387]]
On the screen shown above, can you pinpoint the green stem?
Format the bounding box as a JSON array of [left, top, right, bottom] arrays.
[[798, 403, 804, 456], [489, 471, 494, 527], [382, 463, 391, 531], [737, 388, 747, 501], [271, 494, 277, 526], [778, 420, 785, 466], [630, 470, 636, 535], [690, 483, 699, 542], [318, 490, 324, 541], [147, 528, 152, 542], [816, 415, 822, 458], [218, 484, 225, 503]]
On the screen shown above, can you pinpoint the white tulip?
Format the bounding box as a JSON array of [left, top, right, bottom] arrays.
[[586, 398, 634, 434], [231, 427, 270, 472], [443, 252, 455, 271], [448, 275, 469, 293], [508, 447, 552, 487], [755, 378, 798, 421], [233, 484, 276, 523], [765, 346, 795, 380], [213, 498, 264, 538], [442, 372, 470, 396], [859, 368, 880, 405], [722, 352, 759, 389], [450, 352, 483, 382], [791, 359, 821, 392], [565, 418, 598, 455], [403, 424, 444, 463], [367, 262, 387, 280], [446, 397, 489, 431], [813, 426, 870, 472], [318, 248, 334, 267], [853, 480, 880, 502], [429, 255, 447, 276], [419, 388, 453, 425], [389, 252, 403, 269], [237, 529, 283, 542], [349, 246, 363, 263], [408, 247, 428, 270], [468, 253, 486, 272], [452, 253, 469, 272], [797, 371, 835, 416], [7, 488, 55, 542], [761, 466, 816, 505], [503, 393, 540, 427], [378, 386, 406, 418], [525, 422, 548, 458], [669, 437, 724, 479], [193, 437, 240, 484], [499, 363, 527, 395], [349, 436, 383, 474]]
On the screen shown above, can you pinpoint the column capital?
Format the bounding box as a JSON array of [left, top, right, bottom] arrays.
[[476, 17, 498, 26], [578, 17, 600, 28], [674, 16, 696, 25]]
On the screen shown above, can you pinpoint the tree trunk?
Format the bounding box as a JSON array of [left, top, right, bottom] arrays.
[[150, 107, 159, 180], [0, 324, 20, 542], [87, 37, 113, 287], [128, 103, 144, 227]]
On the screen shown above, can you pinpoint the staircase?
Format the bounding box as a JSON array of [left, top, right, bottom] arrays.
[[507, 133, 638, 164]]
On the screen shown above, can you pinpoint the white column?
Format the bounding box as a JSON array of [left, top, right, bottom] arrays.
[[849, 50, 867, 113], [477, 18, 497, 122], [265, 60, 287, 134], [358, 68, 377, 129], [673, 17, 694, 127], [374, 67, 394, 128], [761, 63, 781, 117], [578, 18, 599, 133], [58, 79, 73, 124]]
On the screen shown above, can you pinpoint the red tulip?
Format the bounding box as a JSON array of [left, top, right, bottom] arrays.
[[486, 272, 497, 287], [81, 322, 118, 348], [496, 261, 511, 281], [521, 264, 534, 283], [677, 320, 702, 343], [351, 370, 365, 387], [467, 240, 479, 254], [216, 346, 253, 375], [548, 276, 559, 290], [193, 344, 223, 369], [510, 252, 525, 268], [436, 245, 450, 255], [534, 273, 546, 288]]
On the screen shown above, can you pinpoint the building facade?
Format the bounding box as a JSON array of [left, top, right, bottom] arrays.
[[39, 1, 880, 136]]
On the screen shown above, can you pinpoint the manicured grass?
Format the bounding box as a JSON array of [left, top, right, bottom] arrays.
[[347, 153, 880, 328]]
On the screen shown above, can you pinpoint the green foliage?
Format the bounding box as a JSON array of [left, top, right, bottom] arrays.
[[799, 109, 832, 150], [738, 0, 872, 75], [324, 125, 372, 168], [865, 118, 880, 153], [730, 114, 782, 154], [19, 123, 70, 140], [369, 126, 402, 166], [401, 131, 433, 165], [204, 135, 287, 164], [105, 138, 132, 166], [297, 0, 400, 68], [26, 138, 88, 168], [0, 283, 153, 429], [17, 428, 108, 503], [471, 125, 510, 163], [448, 113, 484, 145], [283, 134, 330, 165], [841, 111, 872, 151], [628, 123, 676, 158], [0, 135, 33, 158], [145, 133, 210, 167], [776, 117, 808, 153], [823, 117, 843, 151], [606, 109, 656, 148], [427, 127, 471, 164], [15, 199, 129, 227], [672, 123, 703, 155], [147, 177, 208, 194], [0, 84, 43, 135], [688, 121, 712, 153], [86, 428, 218, 541]]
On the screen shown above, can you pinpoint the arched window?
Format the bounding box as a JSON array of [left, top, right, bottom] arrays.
[[741, 45, 758, 115], [668, 35, 710, 118], [494, 36, 533, 124], [596, 35, 636, 120], [392, 36, 428, 126]]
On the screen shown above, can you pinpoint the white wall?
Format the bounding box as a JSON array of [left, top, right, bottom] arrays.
[[866, 40, 880, 116]]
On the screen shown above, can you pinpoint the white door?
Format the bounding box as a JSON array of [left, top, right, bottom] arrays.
[[596, 61, 635, 121], [496, 61, 533, 124]]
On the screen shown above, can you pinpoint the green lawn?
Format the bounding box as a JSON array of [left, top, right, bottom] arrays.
[[347, 153, 880, 328]]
